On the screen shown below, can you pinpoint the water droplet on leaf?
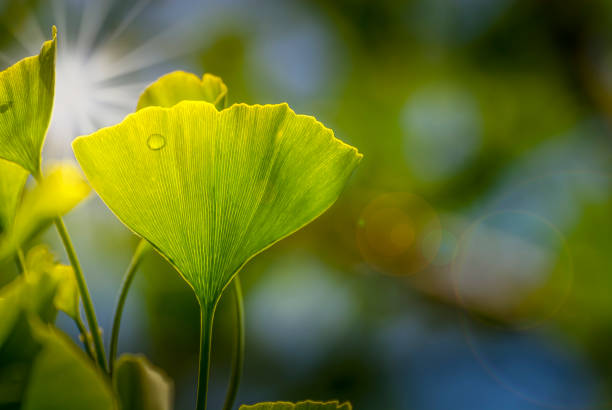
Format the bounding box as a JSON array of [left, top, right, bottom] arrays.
[[147, 134, 166, 150]]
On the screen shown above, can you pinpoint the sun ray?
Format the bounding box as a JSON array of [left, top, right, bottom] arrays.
[[51, 0, 68, 43], [76, 0, 115, 54], [21, 12, 47, 50], [103, 0, 152, 46], [0, 51, 13, 66], [93, 16, 205, 83]]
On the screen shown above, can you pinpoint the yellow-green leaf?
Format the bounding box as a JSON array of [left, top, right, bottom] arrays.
[[0, 26, 56, 175], [0, 163, 91, 261], [239, 401, 352, 410], [22, 320, 118, 410], [24, 245, 79, 319], [137, 71, 227, 111], [0, 158, 27, 235], [73, 101, 361, 307], [113, 354, 173, 410]]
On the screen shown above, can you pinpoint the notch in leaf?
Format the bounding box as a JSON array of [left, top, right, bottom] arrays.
[[73, 100, 362, 408], [136, 71, 227, 111], [0, 26, 56, 175]]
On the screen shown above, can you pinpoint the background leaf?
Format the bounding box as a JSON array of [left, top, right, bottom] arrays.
[[113, 354, 173, 410], [136, 71, 227, 111], [239, 400, 352, 410], [22, 320, 117, 410], [0, 163, 90, 261], [24, 245, 79, 319], [0, 159, 27, 235], [0, 268, 59, 407], [0, 26, 56, 175], [73, 101, 361, 307]]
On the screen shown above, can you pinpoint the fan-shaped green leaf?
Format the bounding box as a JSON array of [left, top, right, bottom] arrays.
[[0, 159, 27, 235], [137, 71, 227, 111], [22, 320, 118, 410], [0, 26, 56, 175], [113, 354, 173, 410], [0, 163, 90, 261], [73, 101, 361, 307], [24, 245, 79, 319], [239, 401, 352, 410]]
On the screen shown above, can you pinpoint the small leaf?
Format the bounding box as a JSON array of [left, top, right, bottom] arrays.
[[22, 320, 118, 410], [0, 163, 90, 261], [0, 26, 56, 175], [24, 245, 79, 319], [0, 159, 28, 235], [0, 268, 59, 349], [113, 354, 173, 410], [73, 102, 361, 308], [137, 71, 227, 111], [239, 400, 352, 410]]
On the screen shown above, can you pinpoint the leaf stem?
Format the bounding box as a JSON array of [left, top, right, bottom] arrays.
[[54, 217, 108, 372], [75, 314, 96, 361], [109, 239, 150, 374], [14, 248, 26, 274], [222, 276, 245, 410], [196, 300, 217, 410]]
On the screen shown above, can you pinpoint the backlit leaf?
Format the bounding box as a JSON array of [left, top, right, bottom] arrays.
[[113, 354, 173, 410], [0, 27, 56, 175], [239, 401, 352, 410], [137, 71, 227, 111], [73, 102, 361, 307], [24, 245, 79, 319], [0, 163, 90, 261], [0, 159, 27, 235]]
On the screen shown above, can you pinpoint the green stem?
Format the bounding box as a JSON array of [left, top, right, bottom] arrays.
[[222, 276, 245, 410], [54, 217, 108, 372], [196, 300, 217, 410], [75, 314, 96, 362], [14, 248, 26, 274], [109, 239, 150, 374]]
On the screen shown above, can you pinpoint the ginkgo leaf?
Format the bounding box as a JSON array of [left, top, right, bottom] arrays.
[[22, 319, 118, 410], [137, 71, 227, 111], [73, 101, 361, 308], [25, 245, 79, 319], [113, 354, 173, 410], [0, 163, 91, 261], [239, 401, 352, 410], [0, 26, 56, 175], [0, 158, 28, 235]]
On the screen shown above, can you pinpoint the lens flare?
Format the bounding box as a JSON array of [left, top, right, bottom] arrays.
[[452, 210, 573, 329], [356, 192, 441, 276]]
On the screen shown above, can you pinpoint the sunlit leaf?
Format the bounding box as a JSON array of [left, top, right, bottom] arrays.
[[113, 354, 173, 410], [22, 320, 118, 410], [0, 159, 28, 235], [239, 401, 352, 410], [24, 245, 79, 319], [137, 71, 227, 111], [0, 163, 90, 261], [0, 26, 56, 175], [73, 101, 361, 308]]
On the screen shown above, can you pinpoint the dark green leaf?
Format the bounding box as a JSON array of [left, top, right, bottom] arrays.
[[113, 354, 173, 410]]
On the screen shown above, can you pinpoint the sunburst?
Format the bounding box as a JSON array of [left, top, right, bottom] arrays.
[[1, 0, 205, 159]]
